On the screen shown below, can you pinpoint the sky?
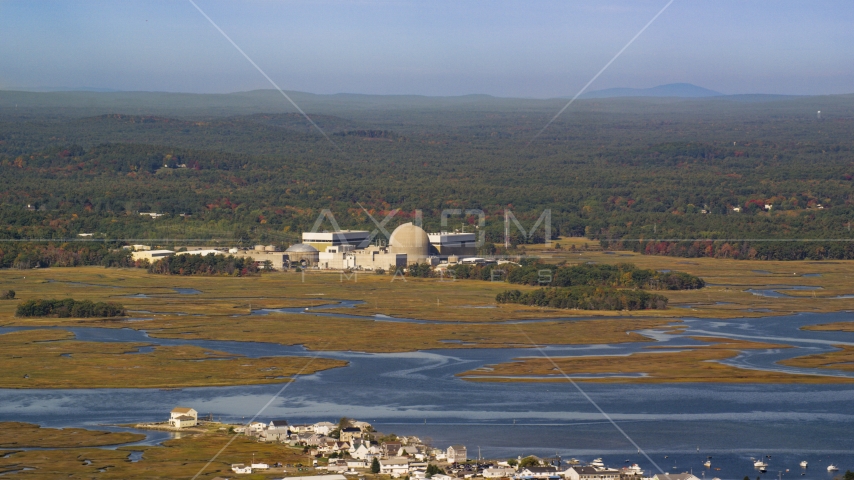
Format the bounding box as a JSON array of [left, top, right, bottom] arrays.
[[1, 0, 853, 97]]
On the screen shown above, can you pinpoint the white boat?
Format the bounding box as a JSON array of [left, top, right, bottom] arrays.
[[704, 461, 712, 468], [828, 465, 839, 472], [754, 459, 768, 468], [590, 458, 605, 468], [800, 461, 808, 468], [626, 464, 643, 475]]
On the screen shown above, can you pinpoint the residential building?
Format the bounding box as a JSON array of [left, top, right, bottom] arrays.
[[168, 407, 198, 428], [268, 419, 289, 433], [652, 474, 700, 480], [339, 426, 363, 443], [484, 467, 518, 478], [314, 421, 336, 435], [380, 456, 411, 477], [563, 466, 621, 480], [447, 445, 467, 463], [518, 466, 559, 478]]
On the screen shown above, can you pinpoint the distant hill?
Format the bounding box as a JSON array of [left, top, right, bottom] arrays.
[[581, 83, 723, 99]]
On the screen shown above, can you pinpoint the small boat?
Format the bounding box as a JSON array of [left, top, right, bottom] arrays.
[[800, 461, 808, 468], [754, 459, 768, 468], [704, 461, 711, 468], [828, 465, 839, 472], [590, 459, 604, 468]]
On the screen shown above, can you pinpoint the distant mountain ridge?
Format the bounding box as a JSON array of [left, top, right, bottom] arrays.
[[581, 83, 723, 99]]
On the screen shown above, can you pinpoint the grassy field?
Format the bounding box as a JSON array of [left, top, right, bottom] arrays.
[[0, 329, 346, 389], [0, 422, 316, 479], [459, 337, 854, 384], [0, 422, 144, 448], [779, 345, 854, 372], [2, 252, 853, 326]]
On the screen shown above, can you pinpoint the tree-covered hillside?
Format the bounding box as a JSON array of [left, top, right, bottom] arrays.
[[0, 90, 853, 261]]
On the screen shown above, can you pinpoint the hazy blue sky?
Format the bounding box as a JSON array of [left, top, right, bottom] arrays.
[[1, 0, 852, 97]]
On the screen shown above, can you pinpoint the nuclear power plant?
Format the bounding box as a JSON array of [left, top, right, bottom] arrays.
[[285, 222, 477, 270]]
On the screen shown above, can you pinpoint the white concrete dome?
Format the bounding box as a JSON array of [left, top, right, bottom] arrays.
[[286, 243, 318, 253], [389, 222, 430, 258]]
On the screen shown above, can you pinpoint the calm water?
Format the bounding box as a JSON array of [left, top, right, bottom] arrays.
[[2, 311, 854, 479]]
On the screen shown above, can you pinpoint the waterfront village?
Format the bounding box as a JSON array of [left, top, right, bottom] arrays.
[[148, 407, 709, 480]]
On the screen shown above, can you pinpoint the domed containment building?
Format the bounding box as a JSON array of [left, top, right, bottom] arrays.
[[285, 243, 319, 267], [389, 222, 430, 265]]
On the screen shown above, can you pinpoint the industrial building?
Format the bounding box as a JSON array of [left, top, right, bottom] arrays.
[[427, 231, 477, 258], [302, 230, 372, 251], [131, 249, 175, 262], [284, 243, 320, 267], [228, 245, 288, 270]]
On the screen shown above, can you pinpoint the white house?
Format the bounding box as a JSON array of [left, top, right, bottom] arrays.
[[484, 467, 518, 478], [346, 458, 367, 469], [447, 445, 467, 464], [652, 474, 700, 480], [432, 475, 454, 480], [231, 464, 252, 474], [251, 462, 269, 470], [563, 466, 620, 480], [380, 456, 411, 477], [314, 421, 336, 435], [518, 466, 559, 479], [169, 407, 198, 428]]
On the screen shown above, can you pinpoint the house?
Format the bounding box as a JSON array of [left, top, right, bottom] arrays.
[[290, 424, 314, 433], [518, 466, 559, 479], [352, 420, 373, 432], [432, 475, 454, 480], [383, 442, 403, 458], [231, 464, 252, 474], [652, 474, 700, 480], [447, 445, 467, 464], [340, 427, 363, 442], [346, 458, 367, 469], [484, 467, 518, 478], [268, 419, 289, 433], [563, 466, 620, 480], [380, 457, 411, 477], [350, 442, 380, 460], [327, 459, 349, 473], [314, 421, 336, 435], [169, 407, 198, 428], [251, 462, 269, 470], [247, 422, 266, 434]]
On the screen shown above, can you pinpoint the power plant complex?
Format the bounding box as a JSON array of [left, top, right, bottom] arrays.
[[130, 223, 478, 271]]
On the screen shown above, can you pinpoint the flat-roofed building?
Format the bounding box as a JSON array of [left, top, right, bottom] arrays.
[[131, 249, 174, 262], [302, 231, 372, 251], [427, 232, 477, 258]]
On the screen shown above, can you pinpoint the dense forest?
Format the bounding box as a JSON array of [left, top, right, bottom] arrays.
[[496, 286, 668, 311], [1, 89, 853, 263], [147, 254, 260, 276], [446, 262, 704, 291], [15, 298, 126, 318]]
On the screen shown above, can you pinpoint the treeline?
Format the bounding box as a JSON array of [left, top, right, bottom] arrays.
[[496, 287, 668, 311], [148, 253, 259, 276], [446, 262, 704, 290], [603, 239, 854, 261], [4, 96, 854, 257], [15, 298, 126, 317], [0, 243, 134, 269]]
